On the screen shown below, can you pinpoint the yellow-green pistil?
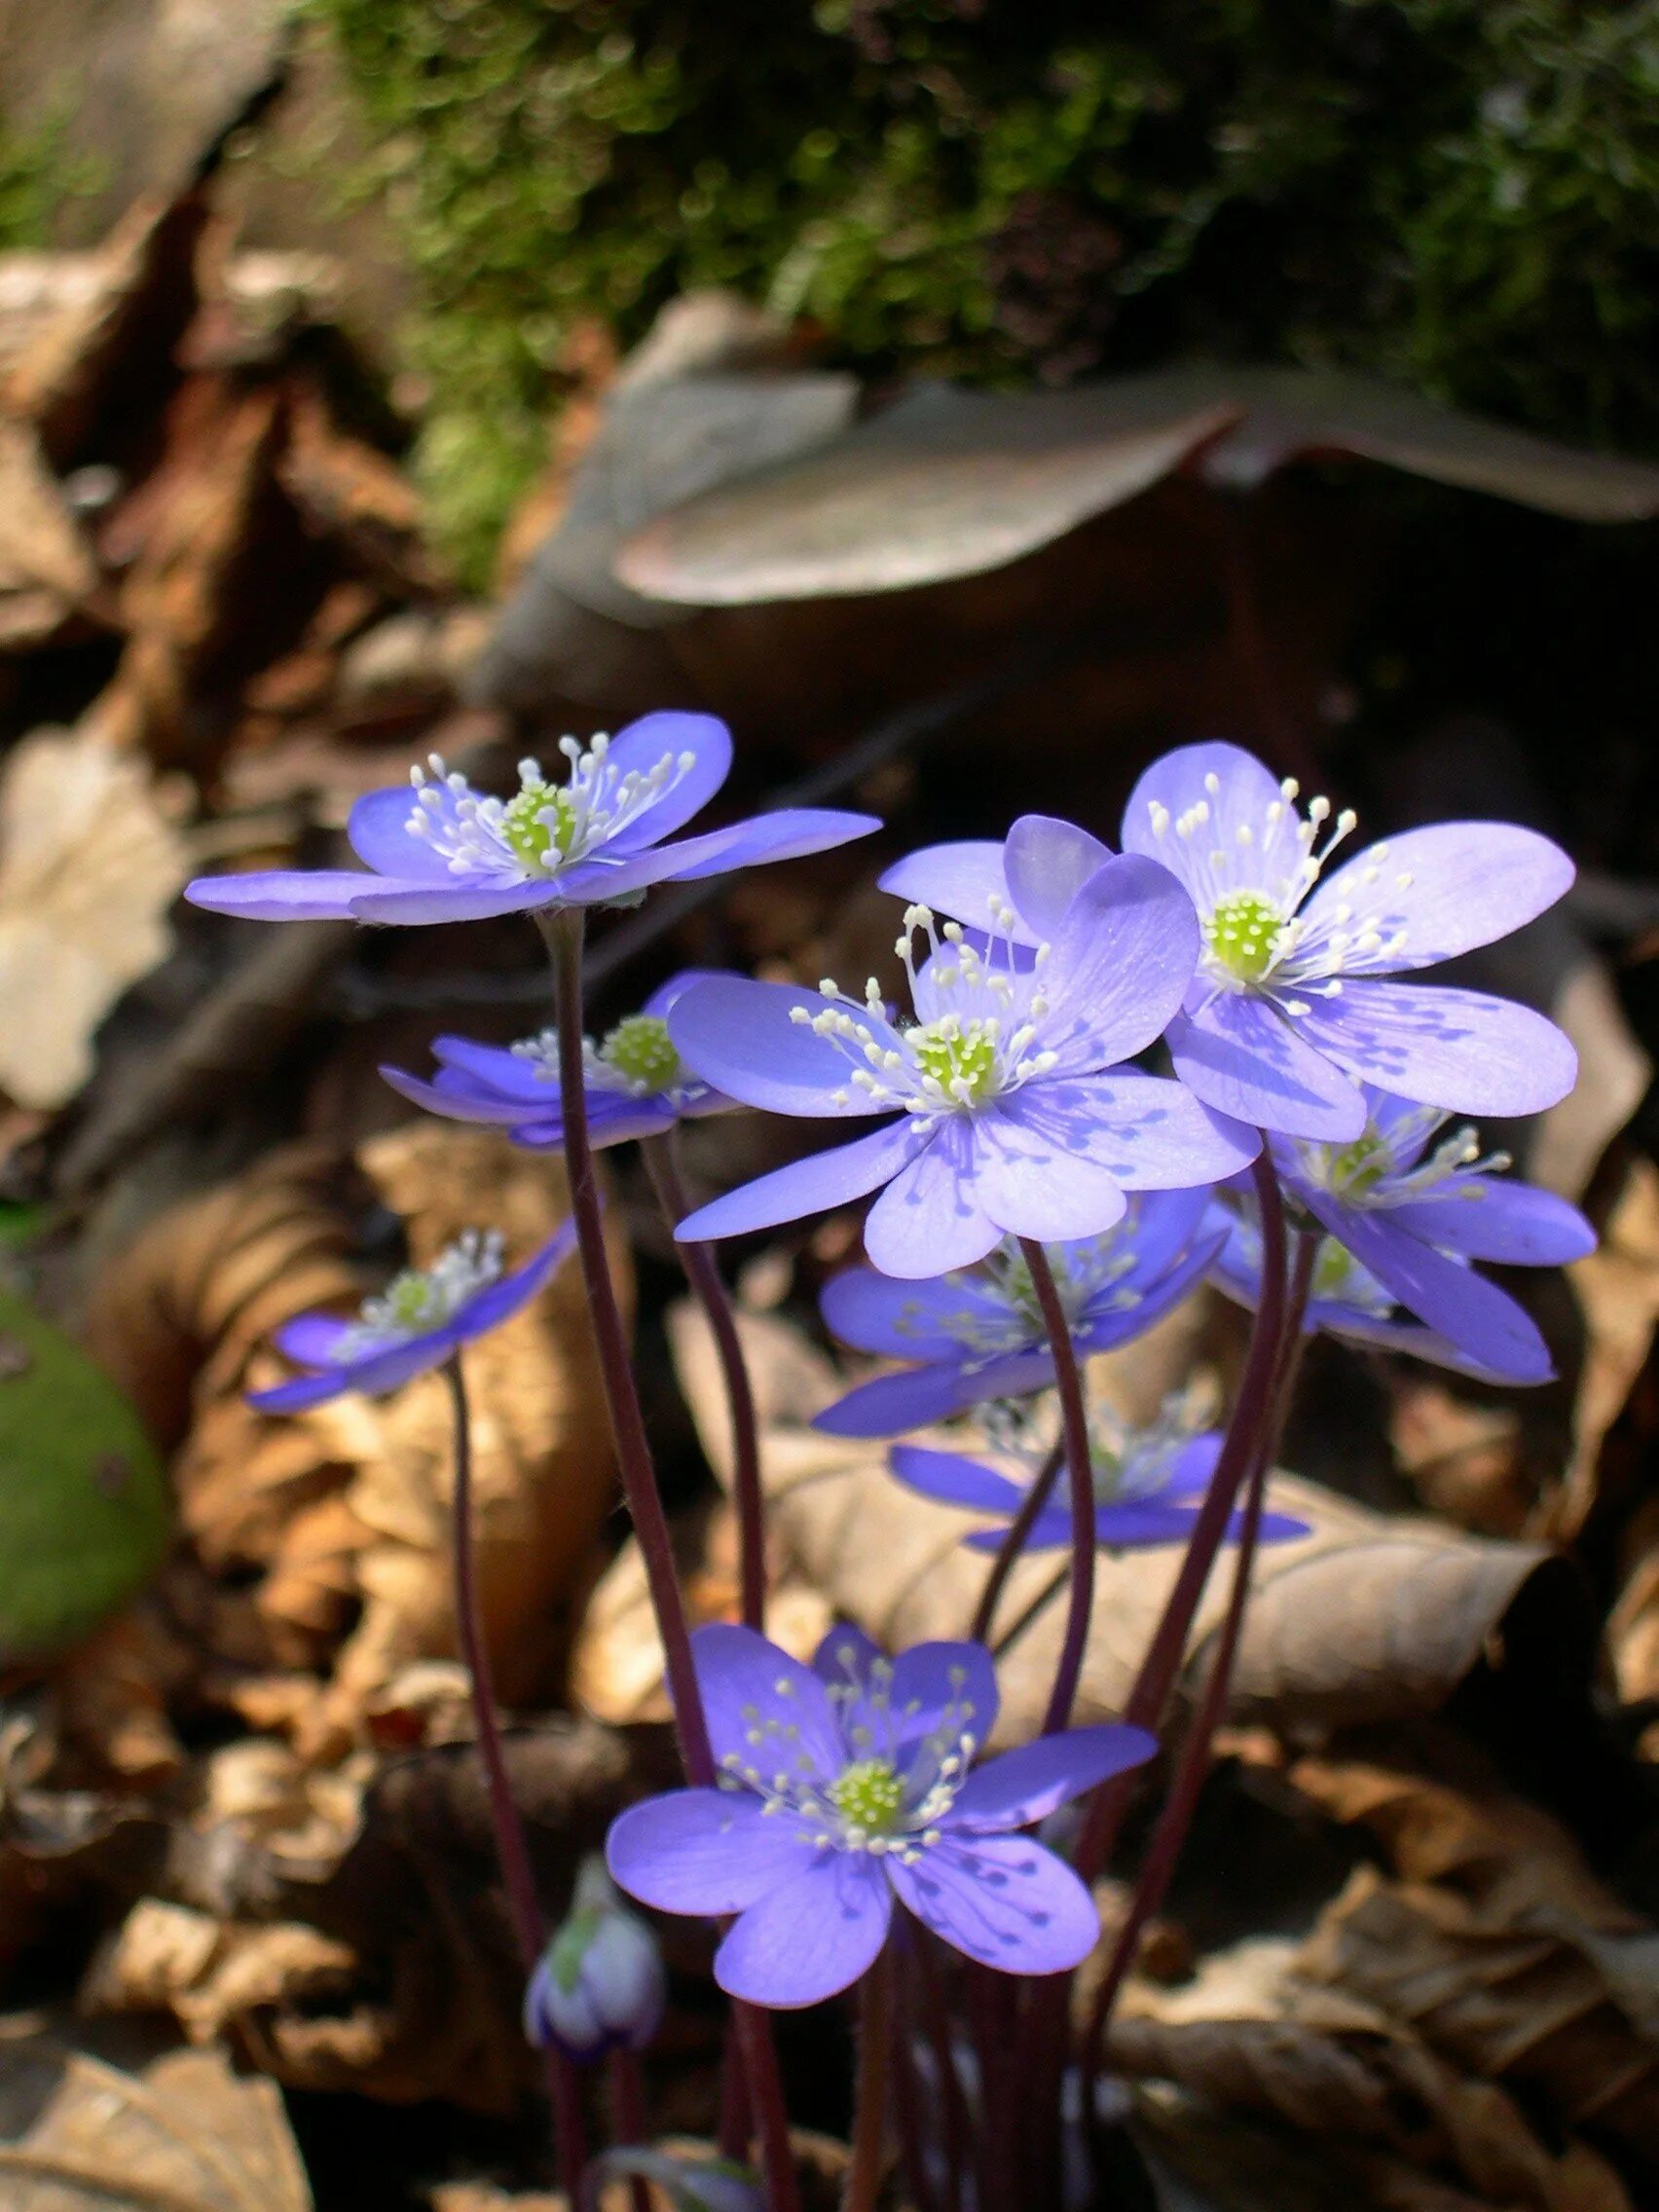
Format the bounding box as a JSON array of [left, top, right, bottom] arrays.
[[600, 1014, 682, 1092], [910, 1017, 999, 1103], [829, 1756, 905, 1836], [501, 777, 580, 871], [1204, 889, 1284, 983]]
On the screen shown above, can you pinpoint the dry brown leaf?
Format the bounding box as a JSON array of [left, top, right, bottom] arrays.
[[1559, 1159, 1659, 1555], [662, 1302, 1569, 1742], [276, 380, 446, 597], [616, 366, 1659, 609], [0, 2014, 312, 2211], [0, 725, 188, 1109], [1113, 1936, 1635, 2212], [0, 419, 101, 646]]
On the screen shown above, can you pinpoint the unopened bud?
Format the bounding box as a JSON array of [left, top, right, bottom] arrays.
[[523, 1857, 665, 2062], [590, 2150, 761, 2212]]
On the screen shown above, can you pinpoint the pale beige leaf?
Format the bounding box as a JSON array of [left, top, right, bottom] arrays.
[[0, 727, 187, 1108]]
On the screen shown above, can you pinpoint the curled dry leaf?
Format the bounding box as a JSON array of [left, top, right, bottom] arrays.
[[664, 1302, 1572, 1743], [1111, 1934, 1635, 2212], [616, 366, 1659, 609], [0, 420, 101, 648], [0, 726, 188, 1110], [0, 2013, 312, 2211]]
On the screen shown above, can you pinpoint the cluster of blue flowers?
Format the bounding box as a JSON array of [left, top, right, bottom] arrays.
[[192, 716, 1591, 2030]]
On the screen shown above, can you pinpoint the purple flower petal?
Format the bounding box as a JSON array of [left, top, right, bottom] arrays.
[[1299, 821, 1574, 975], [607, 1788, 819, 1915], [691, 1623, 845, 1781], [961, 1098, 1128, 1243], [1040, 856, 1199, 1070], [879, 841, 1023, 938], [668, 977, 903, 1119], [1163, 1432, 1226, 1498], [942, 1723, 1156, 1833], [885, 1833, 1099, 1976], [883, 1640, 1000, 1750], [1002, 815, 1116, 940], [349, 877, 563, 925], [675, 1120, 931, 1243], [642, 969, 726, 1022], [810, 1623, 884, 1688], [1122, 743, 1296, 903], [887, 1447, 1027, 1516], [1297, 1193, 1553, 1382], [272, 1311, 354, 1365], [452, 1221, 580, 1339], [819, 1267, 1010, 1360], [715, 1854, 892, 2008], [813, 1362, 998, 1439], [663, 807, 880, 882], [1295, 981, 1577, 1119], [248, 1333, 449, 1411], [185, 867, 390, 921], [1011, 1072, 1259, 1192], [1169, 998, 1368, 1140], [598, 712, 733, 851], [864, 1123, 1000, 1277], [347, 786, 456, 880], [431, 1036, 556, 1098], [379, 1063, 545, 1126], [1382, 1179, 1595, 1266]]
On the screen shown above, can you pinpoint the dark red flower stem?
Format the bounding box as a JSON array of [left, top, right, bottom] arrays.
[[643, 1129, 766, 1633], [540, 910, 798, 2212], [842, 1946, 894, 2212], [608, 2049, 652, 2212], [1079, 1225, 1317, 2083], [1017, 1240, 1096, 1735], [968, 1437, 1064, 1646], [442, 1354, 588, 2194], [1072, 1145, 1289, 1887]]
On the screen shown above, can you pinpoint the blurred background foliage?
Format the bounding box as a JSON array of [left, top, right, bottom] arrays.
[[310, 0, 1659, 579]]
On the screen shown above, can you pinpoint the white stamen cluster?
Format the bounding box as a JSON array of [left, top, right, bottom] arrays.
[[510, 1016, 691, 1102], [405, 738, 694, 882], [334, 1229, 504, 1359], [1297, 1107, 1509, 1212], [718, 1645, 979, 1865], [1147, 771, 1417, 1010], [792, 901, 1057, 1120], [909, 1226, 1145, 1361]]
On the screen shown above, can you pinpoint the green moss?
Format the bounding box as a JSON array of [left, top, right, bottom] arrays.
[[312, 0, 1659, 581], [0, 100, 104, 250]]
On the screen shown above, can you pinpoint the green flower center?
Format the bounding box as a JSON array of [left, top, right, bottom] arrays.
[[502, 779, 579, 871], [1325, 1127, 1391, 1198], [1204, 889, 1284, 982], [599, 1014, 682, 1092], [910, 1017, 999, 1104], [381, 1269, 452, 1330], [830, 1757, 905, 1835]]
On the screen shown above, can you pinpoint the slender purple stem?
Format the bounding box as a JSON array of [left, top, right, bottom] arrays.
[[538, 909, 798, 2212], [842, 1946, 894, 2212], [1017, 1239, 1095, 1736], [1072, 1146, 1288, 1886], [968, 1438, 1064, 1646], [608, 2048, 653, 2212], [1079, 1228, 1317, 2078], [443, 1354, 588, 2193], [643, 1130, 766, 1633]]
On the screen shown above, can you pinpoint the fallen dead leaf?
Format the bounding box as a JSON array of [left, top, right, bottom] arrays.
[[0, 725, 188, 1109], [0, 419, 101, 647], [0, 2012, 312, 2210]]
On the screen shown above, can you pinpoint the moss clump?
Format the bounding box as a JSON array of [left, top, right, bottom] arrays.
[[314, 0, 1659, 580], [0, 99, 104, 251]]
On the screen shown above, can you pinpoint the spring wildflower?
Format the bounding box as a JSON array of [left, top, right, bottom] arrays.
[[524, 1857, 666, 2062], [186, 713, 876, 924], [381, 973, 736, 1152], [667, 858, 1256, 1278], [813, 1190, 1222, 1436], [607, 1624, 1154, 2007], [247, 1220, 578, 1412]]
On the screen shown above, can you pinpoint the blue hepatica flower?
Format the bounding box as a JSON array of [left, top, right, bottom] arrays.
[[248, 1221, 578, 1412], [890, 1392, 1308, 1552], [882, 750, 1578, 1143], [813, 1189, 1223, 1438], [667, 859, 1258, 1279], [1211, 1087, 1595, 1382], [607, 1623, 1155, 2008], [185, 713, 877, 925], [380, 973, 737, 1153]]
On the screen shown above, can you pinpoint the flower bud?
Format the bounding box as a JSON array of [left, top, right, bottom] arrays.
[[589, 2149, 760, 2212], [524, 1856, 665, 2062]]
